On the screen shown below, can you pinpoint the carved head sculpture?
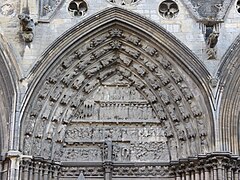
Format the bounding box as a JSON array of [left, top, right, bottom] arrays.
[[18, 13, 34, 31]]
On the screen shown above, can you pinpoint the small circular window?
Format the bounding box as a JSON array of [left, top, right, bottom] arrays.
[[68, 0, 88, 16], [236, 0, 240, 13], [107, 0, 140, 6], [159, 0, 179, 19]]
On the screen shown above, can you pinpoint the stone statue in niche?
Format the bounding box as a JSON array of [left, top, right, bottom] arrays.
[[72, 75, 85, 90], [52, 105, 64, 122], [132, 63, 146, 76], [146, 74, 160, 89], [155, 71, 170, 86], [168, 138, 178, 160], [142, 44, 158, 56], [143, 58, 157, 71], [25, 116, 36, 136], [48, 66, 65, 84], [124, 34, 141, 45], [163, 120, 173, 138], [167, 83, 181, 102], [46, 120, 57, 140], [61, 71, 77, 86], [189, 100, 202, 117], [42, 140, 52, 159], [206, 30, 219, 60], [83, 79, 99, 93], [50, 85, 65, 102], [122, 46, 141, 59], [53, 143, 64, 161], [63, 107, 75, 123], [30, 98, 44, 117], [41, 101, 54, 120], [104, 140, 113, 161], [32, 138, 42, 156], [168, 104, 179, 122], [177, 101, 190, 120], [62, 54, 78, 69], [18, 13, 35, 42], [56, 123, 67, 143], [23, 135, 32, 155], [159, 89, 170, 105], [35, 119, 47, 138], [38, 81, 52, 99], [60, 92, 73, 105], [178, 82, 193, 100], [170, 69, 183, 83]]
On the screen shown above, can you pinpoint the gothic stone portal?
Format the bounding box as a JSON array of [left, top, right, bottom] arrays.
[[21, 25, 210, 179]]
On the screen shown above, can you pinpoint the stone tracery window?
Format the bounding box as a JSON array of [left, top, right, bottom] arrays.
[[236, 0, 240, 13], [159, 0, 179, 19], [68, 0, 88, 16], [107, 0, 140, 6]]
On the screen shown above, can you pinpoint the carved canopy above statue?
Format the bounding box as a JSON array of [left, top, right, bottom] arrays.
[[20, 7, 214, 179]]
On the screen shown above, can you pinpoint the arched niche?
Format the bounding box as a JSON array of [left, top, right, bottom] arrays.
[[0, 35, 18, 156], [217, 34, 240, 154], [19, 7, 214, 178]]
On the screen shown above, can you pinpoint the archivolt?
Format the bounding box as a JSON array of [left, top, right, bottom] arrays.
[[20, 7, 214, 162], [0, 34, 18, 154], [217, 34, 240, 154]]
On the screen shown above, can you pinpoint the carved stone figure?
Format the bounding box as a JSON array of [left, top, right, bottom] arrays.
[[38, 81, 52, 99], [56, 124, 67, 143], [25, 116, 36, 136], [156, 71, 170, 86], [41, 102, 54, 120], [168, 138, 178, 160], [206, 31, 219, 59], [35, 119, 47, 138], [132, 63, 146, 76], [170, 69, 183, 83], [30, 99, 44, 117], [168, 104, 179, 122], [189, 100, 202, 117], [104, 140, 113, 161], [18, 13, 35, 42], [72, 75, 85, 90], [159, 89, 170, 105], [167, 83, 181, 102], [124, 34, 141, 45], [23, 135, 32, 155], [178, 82, 194, 100], [122, 46, 140, 59], [48, 66, 64, 84], [32, 138, 42, 156], [51, 106, 63, 122], [143, 44, 158, 56]]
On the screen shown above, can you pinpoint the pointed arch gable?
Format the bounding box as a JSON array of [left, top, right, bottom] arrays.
[[19, 7, 214, 166], [0, 34, 19, 155], [217, 34, 240, 154]]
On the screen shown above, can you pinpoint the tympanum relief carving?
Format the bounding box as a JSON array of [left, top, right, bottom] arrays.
[[22, 26, 210, 169]]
